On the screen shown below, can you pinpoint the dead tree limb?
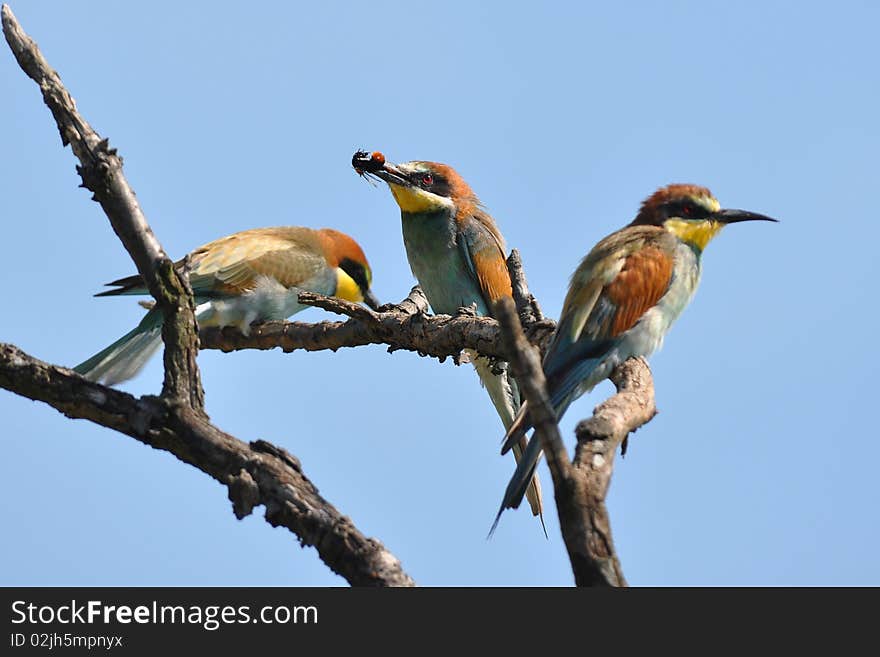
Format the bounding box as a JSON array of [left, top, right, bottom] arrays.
[[0, 343, 415, 586], [571, 358, 656, 582], [199, 285, 556, 363], [507, 249, 546, 326], [496, 297, 657, 587], [1, 3, 413, 587], [2, 4, 202, 409]]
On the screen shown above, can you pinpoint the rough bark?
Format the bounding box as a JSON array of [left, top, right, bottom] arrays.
[[0, 343, 414, 587], [1, 3, 413, 587], [199, 285, 556, 364], [496, 299, 656, 587], [2, 5, 203, 409]]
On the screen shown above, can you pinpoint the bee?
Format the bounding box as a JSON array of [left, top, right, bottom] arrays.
[[352, 150, 385, 175]]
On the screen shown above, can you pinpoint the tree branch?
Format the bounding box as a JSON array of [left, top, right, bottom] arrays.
[[496, 296, 657, 587], [199, 285, 557, 363], [2, 3, 202, 408], [495, 299, 572, 482], [507, 248, 545, 325], [0, 343, 415, 586], [564, 358, 656, 586], [1, 4, 414, 587]]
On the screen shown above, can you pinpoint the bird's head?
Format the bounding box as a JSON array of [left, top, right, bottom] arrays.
[[352, 151, 479, 216], [317, 228, 380, 310], [631, 184, 777, 252]]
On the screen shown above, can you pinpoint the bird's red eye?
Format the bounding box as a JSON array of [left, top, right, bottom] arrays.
[[422, 173, 433, 186]]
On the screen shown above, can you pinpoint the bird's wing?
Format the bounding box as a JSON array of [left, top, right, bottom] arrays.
[[456, 207, 512, 312], [543, 229, 675, 409], [94, 272, 150, 297], [96, 228, 328, 298], [457, 209, 546, 521], [497, 228, 676, 513], [188, 229, 328, 296], [499, 239, 627, 456]]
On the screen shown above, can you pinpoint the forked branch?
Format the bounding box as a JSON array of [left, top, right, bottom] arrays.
[[496, 296, 657, 587], [1, 3, 413, 587]]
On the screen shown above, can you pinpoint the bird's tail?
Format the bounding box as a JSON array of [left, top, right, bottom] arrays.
[[73, 307, 164, 385], [491, 353, 613, 533], [470, 352, 545, 530], [491, 432, 544, 534], [501, 400, 532, 456], [493, 384, 583, 532]]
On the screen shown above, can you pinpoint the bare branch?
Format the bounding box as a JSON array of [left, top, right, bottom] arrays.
[[494, 298, 571, 480], [2, 4, 202, 408], [507, 249, 545, 324], [562, 358, 656, 586], [0, 343, 415, 587], [496, 298, 613, 584], [297, 291, 383, 323], [1, 5, 415, 587], [200, 286, 558, 363], [573, 357, 657, 490], [495, 293, 657, 586]]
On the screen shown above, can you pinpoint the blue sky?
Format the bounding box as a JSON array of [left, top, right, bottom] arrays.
[[2, 1, 878, 585]]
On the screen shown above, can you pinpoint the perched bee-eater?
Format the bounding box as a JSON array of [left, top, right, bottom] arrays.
[[75, 226, 380, 385], [496, 184, 777, 520], [353, 150, 545, 523]]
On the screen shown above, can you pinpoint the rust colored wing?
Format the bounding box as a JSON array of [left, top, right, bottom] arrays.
[[543, 227, 676, 387], [603, 245, 674, 336], [457, 207, 513, 313]]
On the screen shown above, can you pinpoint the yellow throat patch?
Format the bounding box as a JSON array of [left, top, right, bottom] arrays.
[[389, 183, 447, 214], [335, 268, 363, 304], [664, 219, 724, 251]]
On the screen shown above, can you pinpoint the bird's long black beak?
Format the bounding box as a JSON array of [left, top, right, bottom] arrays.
[[363, 289, 382, 311], [372, 163, 410, 187], [715, 208, 779, 224]]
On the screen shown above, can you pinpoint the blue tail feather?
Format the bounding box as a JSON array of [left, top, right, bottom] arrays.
[[73, 308, 164, 385], [492, 349, 618, 531]]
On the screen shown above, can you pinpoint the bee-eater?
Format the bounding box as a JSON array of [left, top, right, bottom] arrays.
[[496, 184, 777, 519], [75, 226, 380, 385], [353, 151, 545, 523]]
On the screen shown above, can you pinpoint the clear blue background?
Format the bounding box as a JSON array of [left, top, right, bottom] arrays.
[[2, 1, 877, 586]]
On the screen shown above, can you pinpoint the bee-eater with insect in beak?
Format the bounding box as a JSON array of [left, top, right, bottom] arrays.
[[75, 226, 380, 385], [493, 184, 777, 528], [353, 150, 545, 527]]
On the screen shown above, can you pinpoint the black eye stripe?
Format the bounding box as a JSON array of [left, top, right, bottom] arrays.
[[339, 258, 370, 291], [410, 171, 450, 197], [666, 200, 710, 220]]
